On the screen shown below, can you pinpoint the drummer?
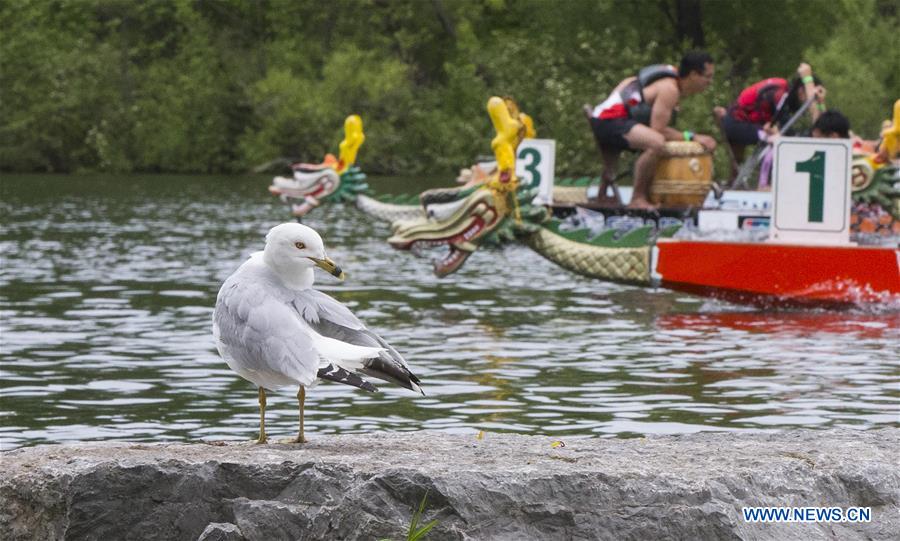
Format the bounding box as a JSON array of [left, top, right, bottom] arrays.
[[589, 51, 718, 209]]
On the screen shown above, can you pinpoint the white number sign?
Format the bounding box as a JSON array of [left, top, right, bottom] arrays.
[[516, 139, 555, 205], [771, 137, 852, 245]]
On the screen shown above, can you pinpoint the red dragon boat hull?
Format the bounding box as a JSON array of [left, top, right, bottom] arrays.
[[654, 240, 900, 307]]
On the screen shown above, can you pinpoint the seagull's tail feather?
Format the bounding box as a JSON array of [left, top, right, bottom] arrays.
[[317, 364, 378, 392], [310, 333, 385, 368], [361, 358, 425, 395]]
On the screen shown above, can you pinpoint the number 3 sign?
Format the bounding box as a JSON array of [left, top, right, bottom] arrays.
[[516, 139, 556, 205], [771, 137, 852, 244]]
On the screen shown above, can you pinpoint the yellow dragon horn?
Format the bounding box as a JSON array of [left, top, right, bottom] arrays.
[[879, 99, 900, 160], [337, 114, 365, 173], [487, 96, 521, 181], [520, 113, 536, 139]]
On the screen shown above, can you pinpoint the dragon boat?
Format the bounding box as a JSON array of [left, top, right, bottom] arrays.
[[387, 96, 900, 308], [268, 115, 423, 222], [269, 100, 898, 249]]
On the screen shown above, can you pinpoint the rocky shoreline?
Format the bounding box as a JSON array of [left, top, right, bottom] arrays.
[[2, 429, 898, 540]]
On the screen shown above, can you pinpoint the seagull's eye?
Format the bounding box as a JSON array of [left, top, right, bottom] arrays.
[[294, 242, 305, 250]]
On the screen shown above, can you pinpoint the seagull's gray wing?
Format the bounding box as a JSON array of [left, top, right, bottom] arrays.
[[292, 289, 424, 394], [214, 268, 320, 389]]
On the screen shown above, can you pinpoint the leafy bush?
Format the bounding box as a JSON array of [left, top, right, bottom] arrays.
[[2, 0, 896, 175]]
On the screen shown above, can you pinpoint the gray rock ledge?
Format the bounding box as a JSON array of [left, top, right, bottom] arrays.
[[1, 429, 898, 540]]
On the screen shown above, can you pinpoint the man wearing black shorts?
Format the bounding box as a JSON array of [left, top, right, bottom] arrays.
[[590, 52, 717, 209]]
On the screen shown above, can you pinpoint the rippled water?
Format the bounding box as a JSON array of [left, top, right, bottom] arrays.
[[1, 174, 898, 450]]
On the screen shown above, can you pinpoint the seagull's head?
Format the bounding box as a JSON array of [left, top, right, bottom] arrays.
[[263, 222, 345, 282]]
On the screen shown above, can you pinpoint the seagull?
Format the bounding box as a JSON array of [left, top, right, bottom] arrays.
[[212, 222, 423, 443]]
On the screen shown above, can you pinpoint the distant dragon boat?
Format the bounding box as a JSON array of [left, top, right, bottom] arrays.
[[268, 115, 423, 222], [387, 97, 900, 308]]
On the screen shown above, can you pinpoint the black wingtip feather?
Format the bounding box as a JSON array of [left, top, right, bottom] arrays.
[[317, 364, 378, 392], [360, 357, 424, 395]]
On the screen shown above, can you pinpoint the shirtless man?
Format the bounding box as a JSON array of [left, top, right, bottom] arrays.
[[590, 51, 717, 209]]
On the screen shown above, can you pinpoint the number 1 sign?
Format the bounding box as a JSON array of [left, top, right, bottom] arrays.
[[771, 137, 852, 245]]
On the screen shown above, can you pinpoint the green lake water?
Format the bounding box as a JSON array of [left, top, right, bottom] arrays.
[[1, 174, 898, 449]]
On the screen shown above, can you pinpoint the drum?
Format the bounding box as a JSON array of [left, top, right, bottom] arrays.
[[649, 141, 713, 207]]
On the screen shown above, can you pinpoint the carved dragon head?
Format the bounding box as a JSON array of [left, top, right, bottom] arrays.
[[269, 115, 369, 216], [388, 97, 547, 276], [850, 100, 900, 231]]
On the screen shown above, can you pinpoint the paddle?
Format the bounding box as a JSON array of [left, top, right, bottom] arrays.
[[730, 94, 817, 189]]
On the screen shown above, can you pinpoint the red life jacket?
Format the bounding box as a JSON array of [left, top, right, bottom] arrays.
[[731, 78, 789, 125]]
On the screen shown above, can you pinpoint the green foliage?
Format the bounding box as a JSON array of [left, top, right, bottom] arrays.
[[377, 491, 438, 541], [699, 0, 845, 77], [1, 0, 108, 171], [406, 491, 438, 541], [1, 0, 896, 174], [239, 46, 413, 173], [802, 0, 899, 138]]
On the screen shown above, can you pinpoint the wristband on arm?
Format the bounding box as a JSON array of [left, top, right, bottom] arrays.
[[802, 75, 814, 84], [683, 130, 694, 141]]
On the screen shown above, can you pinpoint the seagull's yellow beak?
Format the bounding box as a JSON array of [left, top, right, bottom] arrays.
[[309, 256, 345, 281]]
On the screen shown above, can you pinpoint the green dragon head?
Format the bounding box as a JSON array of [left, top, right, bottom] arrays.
[[852, 161, 900, 219], [388, 96, 548, 276], [268, 115, 369, 217], [388, 179, 548, 276], [849, 100, 900, 231]]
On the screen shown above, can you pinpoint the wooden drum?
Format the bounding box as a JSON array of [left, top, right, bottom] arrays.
[[649, 141, 713, 208]]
